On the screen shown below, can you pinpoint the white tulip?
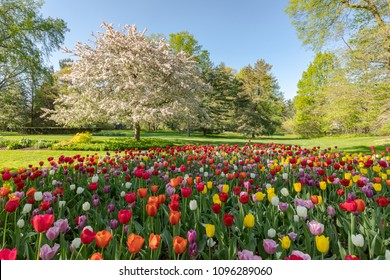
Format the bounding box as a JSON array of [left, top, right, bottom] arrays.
[[385, 250, 390, 260], [282, 173, 288, 180], [351, 234, 364, 247], [76, 187, 84, 194], [207, 238, 216, 247], [59, 201, 66, 208], [199, 167, 204, 173], [91, 174, 99, 183], [204, 172, 209, 177], [52, 180, 57, 186], [17, 219, 25, 228], [49, 169, 55, 175], [189, 200, 198, 211], [265, 183, 272, 189], [280, 188, 289, 197], [83, 226, 93, 232], [69, 184, 76, 190], [125, 182, 132, 189], [271, 196, 280, 206], [120, 191, 126, 197], [267, 228, 276, 238], [250, 173, 256, 179], [34, 191, 43, 201], [82, 202, 90, 211], [22, 203, 32, 214], [72, 238, 81, 249], [296, 205, 307, 219], [294, 215, 300, 222]]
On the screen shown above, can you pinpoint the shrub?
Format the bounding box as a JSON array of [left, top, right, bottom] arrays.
[[0, 137, 11, 148], [70, 132, 93, 144]]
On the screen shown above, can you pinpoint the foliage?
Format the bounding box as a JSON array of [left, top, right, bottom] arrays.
[[44, 23, 208, 141], [70, 132, 93, 144]]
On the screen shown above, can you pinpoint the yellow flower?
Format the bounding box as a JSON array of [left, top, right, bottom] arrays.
[[373, 166, 381, 173], [360, 168, 368, 175], [205, 224, 215, 238], [319, 181, 327, 191], [315, 235, 329, 253], [344, 173, 352, 180], [222, 184, 229, 193], [387, 169, 390, 175], [352, 175, 360, 183], [279, 235, 291, 250], [255, 192, 265, 201], [381, 173, 388, 180], [373, 183, 382, 192], [294, 182, 302, 193], [212, 194, 221, 205], [267, 192, 277, 202], [206, 181, 213, 189], [266, 187, 275, 194], [243, 213, 255, 228], [202, 187, 207, 195]]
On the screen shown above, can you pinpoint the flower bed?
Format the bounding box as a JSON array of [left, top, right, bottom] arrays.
[[0, 143, 389, 260]]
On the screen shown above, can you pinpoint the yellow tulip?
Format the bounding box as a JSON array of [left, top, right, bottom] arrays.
[[344, 173, 352, 180], [352, 175, 360, 183], [373, 183, 382, 192], [280, 235, 291, 250], [267, 192, 277, 202], [267, 187, 275, 194], [381, 173, 388, 180], [206, 181, 213, 189], [255, 192, 265, 201], [243, 213, 255, 228], [319, 181, 327, 191], [360, 168, 368, 175], [315, 235, 329, 253], [373, 166, 381, 173], [205, 224, 215, 238], [294, 182, 302, 193], [212, 194, 221, 205], [222, 184, 229, 193]]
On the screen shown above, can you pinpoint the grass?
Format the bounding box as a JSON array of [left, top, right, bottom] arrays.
[[0, 130, 389, 171]]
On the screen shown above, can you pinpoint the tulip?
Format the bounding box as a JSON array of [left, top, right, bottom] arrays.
[[354, 199, 366, 212], [327, 205, 336, 217], [40, 243, 60, 260], [223, 213, 234, 227], [385, 250, 390, 260], [0, 248, 17, 260], [17, 219, 25, 228], [289, 250, 311, 260], [351, 234, 364, 247], [146, 203, 158, 217], [271, 196, 280, 206], [0, 187, 11, 197], [319, 181, 327, 191], [211, 203, 221, 214], [188, 242, 198, 258], [296, 205, 307, 219], [173, 236, 187, 254], [345, 254, 360, 260], [82, 202, 91, 211], [89, 252, 103, 260], [127, 233, 145, 254], [149, 233, 161, 250], [125, 193, 136, 204], [34, 191, 43, 201], [207, 238, 216, 247], [280, 188, 289, 197], [267, 228, 276, 238], [169, 211, 181, 225], [80, 228, 97, 245], [31, 214, 54, 233], [22, 203, 32, 214], [279, 235, 291, 250], [263, 239, 278, 254], [205, 224, 215, 238], [243, 213, 255, 228], [376, 196, 390, 207], [46, 226, 60, 241], [5, 198, 19, 213], [54, 219, 69, 234], [118, 209, 132, 224], [181, 187, 192, 198], [95, 230, 113, 248], [293, 182, 302, 193], [308, 220, 324, 236], [237, 249, 262, 260], [189, 199, 197, 210], [76, 187, 84, 194], [187, 230, 197, 244], [71, 238, 82, 249], [339, 200, 358, 212], [315, 235, 329, 254]]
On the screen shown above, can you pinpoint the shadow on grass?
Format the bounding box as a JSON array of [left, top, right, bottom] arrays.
[[341, 145, 387, 155]]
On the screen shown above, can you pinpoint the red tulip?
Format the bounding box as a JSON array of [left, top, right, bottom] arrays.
[[81, 228, 97, 245], [239, 192, 250, 204], [89, 182, 98, 191], [181, 187, 192, 198], [376, 196, 390, 207], [5, 198, 20, 213], [31, 214, 54, 233], [39, 201, 51, 211], [125, 193, 136, 204], [211, 203, 221, 214], [219, 192, 228, 202], [118, 209, 132, 224], [0, 248, 17, 260], [223, 213, 234, 227], [339, 200, 357, 212]]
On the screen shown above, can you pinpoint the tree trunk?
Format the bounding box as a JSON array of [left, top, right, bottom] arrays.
[[134, 122, 141, 141], [203, 128, 207, 136], [187, 125, 191, 137], [251, 132, 255, 138]]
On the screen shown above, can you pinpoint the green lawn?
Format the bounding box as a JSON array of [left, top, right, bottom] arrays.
[[0, 130, 389, 171]]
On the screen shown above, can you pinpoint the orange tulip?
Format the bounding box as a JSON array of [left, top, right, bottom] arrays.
[[173, 236, 187, 254], [386, 180, 390, 187], [0, 187, 11, 197], [151, 185, 159, 193], [127, 233, 145, 254], [158, 194, 166, 204], [355, 198, 366, 212], [146, 203, 158, 217], [148, 196, 159, 206], [137, 188, 148, 198], [149, 234, 161, 251], [95, 230, 113, 248], [195, 176, 201, 184], [373, 177, 382, 184], [26, 187, 37, 197], [89, 252, 103, 260], [169, 211, 181, 225], [170, 177, 180, 188]]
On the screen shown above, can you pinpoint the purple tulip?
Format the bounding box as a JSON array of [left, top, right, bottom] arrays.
[[54, 219, 69, 234], [278, 202, 289, 212], [46, 226, 60, 241], [263, 239, 278, 254], [110, 219, 119, 230], [103, 186, 111, 194], [107, 204, 115, 213], [40, 243, 60, 260], [288, 232, 298, 241], [327, 205, 336, 217], [187, 230, 197, 244], [307, 220, 324, 236], [237, 249, 262, 260], [188, 242, 198, 258], [290, 250, 311, 260]]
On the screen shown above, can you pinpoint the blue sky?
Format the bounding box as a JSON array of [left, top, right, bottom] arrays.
[[41, 0, 314, 100]]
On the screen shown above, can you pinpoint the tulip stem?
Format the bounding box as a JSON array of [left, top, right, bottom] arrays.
[[2, 212, 8, 247], [75, 244, 85, 260], [36, 232, 43, 260]]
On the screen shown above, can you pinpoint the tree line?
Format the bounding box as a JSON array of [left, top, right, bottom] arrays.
[[1, 0, 388, 139]]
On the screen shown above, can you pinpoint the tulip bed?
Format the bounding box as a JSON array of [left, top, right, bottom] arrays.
[[0, 143, 389, 260]]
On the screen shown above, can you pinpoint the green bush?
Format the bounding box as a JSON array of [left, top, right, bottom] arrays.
[[51, 138, 176, 151], [71, 132, 93, 143], [33, 139, 57, 149], [6, 140, 23, 150], [0, 137, 11, 148]]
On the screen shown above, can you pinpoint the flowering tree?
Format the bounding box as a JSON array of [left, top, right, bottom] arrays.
[[44, 23, 207, 140]]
